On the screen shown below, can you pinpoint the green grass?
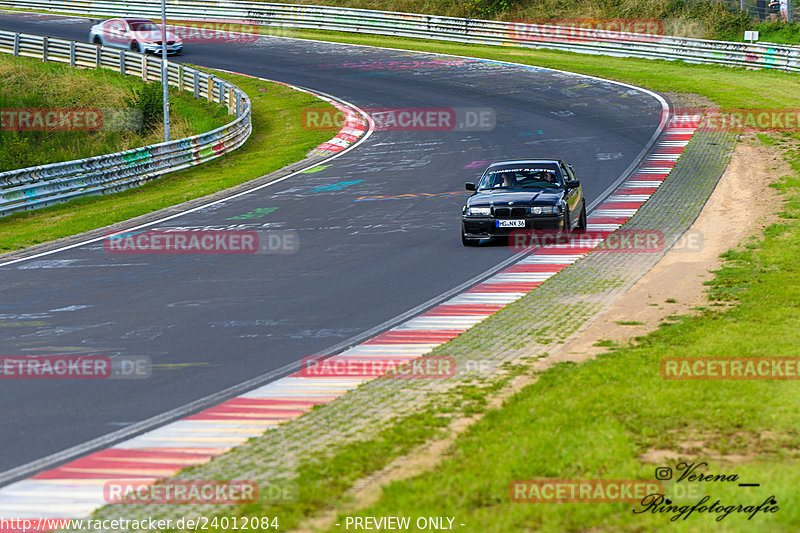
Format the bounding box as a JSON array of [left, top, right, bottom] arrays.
[[333, 133, 800, 532], [594, 339, 620, 348], [720, 19, 800, 44], [6, 1, 798, 43], [0, 54, 228, 171], [4, 18, 790, 532], [0, 68, 335, 252], [232, 410, 451, 531], [124, 30, 800, 533], [250, 26, 800, 110], [162, 361, 524, 532], [263, 0, 755, 40]]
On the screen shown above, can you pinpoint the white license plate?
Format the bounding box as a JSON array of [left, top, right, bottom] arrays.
[[496, 220, 525, 228]]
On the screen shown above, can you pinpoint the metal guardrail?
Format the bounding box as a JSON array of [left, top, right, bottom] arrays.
[[0, 2, 796, 215], [1, 1, 799, 72], [0, 30, 251, 217]]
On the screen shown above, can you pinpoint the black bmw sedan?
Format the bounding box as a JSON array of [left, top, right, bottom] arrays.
[[461, 159, 587, 246]]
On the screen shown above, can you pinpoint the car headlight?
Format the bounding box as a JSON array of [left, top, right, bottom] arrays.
[[530, 206, 561, 215], [465, 207, 491, 216]]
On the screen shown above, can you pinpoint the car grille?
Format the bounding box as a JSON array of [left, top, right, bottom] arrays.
[[493, 207, 527, 218]]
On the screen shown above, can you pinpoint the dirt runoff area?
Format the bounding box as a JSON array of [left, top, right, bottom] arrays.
[[289, 133, 787, 532], [548, 132, 784, 362]]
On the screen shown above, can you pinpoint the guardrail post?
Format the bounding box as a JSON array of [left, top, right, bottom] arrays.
[[207, 77, 214, 102], [95, 46, 101, 69], [193, 71, 200, 98], [12, 33, 19, 56], [227, 87, 235, 115], [178, 64, 185, 92], [236, 93, 242, 117], [167, 62, 177, 88], [41, 36, 48, 62], [119, 50, 125, 75], [69, 41, 76, 67], [141, 55, 148, 81]]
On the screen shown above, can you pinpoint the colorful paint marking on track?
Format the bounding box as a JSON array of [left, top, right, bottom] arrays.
[[354, 191, 466, 202], [0, 115, 699, 522]]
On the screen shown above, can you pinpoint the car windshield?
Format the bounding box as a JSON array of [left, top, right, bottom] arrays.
[[128, 21, 159, 31], [478, 166, 563, 190]]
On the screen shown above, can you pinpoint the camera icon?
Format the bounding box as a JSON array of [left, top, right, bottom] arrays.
[[655, 467, 673, 480]]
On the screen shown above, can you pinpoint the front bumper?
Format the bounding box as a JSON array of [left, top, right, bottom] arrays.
[[143, 43, 183, 55], [462, 215, 565, 237]]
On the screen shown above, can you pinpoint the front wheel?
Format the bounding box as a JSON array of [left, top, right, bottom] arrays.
[[130, 41, 141, 53]]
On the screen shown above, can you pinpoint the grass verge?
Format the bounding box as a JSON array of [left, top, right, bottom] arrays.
[[721, 19, 800, 44], [237, 410, 453, 531], [332, 133, 800, 533], [260, 27, 800, 109], [0, 53, 228, 171], [115, 30, 800, 533], [0, 67, 335, 253], [5, 3, 798, 43], [196, 0, 767, 42]]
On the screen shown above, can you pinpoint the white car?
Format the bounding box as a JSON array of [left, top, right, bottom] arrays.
[[89, 18, 183, 55]]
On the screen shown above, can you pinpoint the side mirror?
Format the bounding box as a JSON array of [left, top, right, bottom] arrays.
[[465, 182, 476, 191], [564, 180, 580, 189]]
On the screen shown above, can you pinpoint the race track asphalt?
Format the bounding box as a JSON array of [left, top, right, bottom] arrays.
[[0, 12, 665, 480]]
